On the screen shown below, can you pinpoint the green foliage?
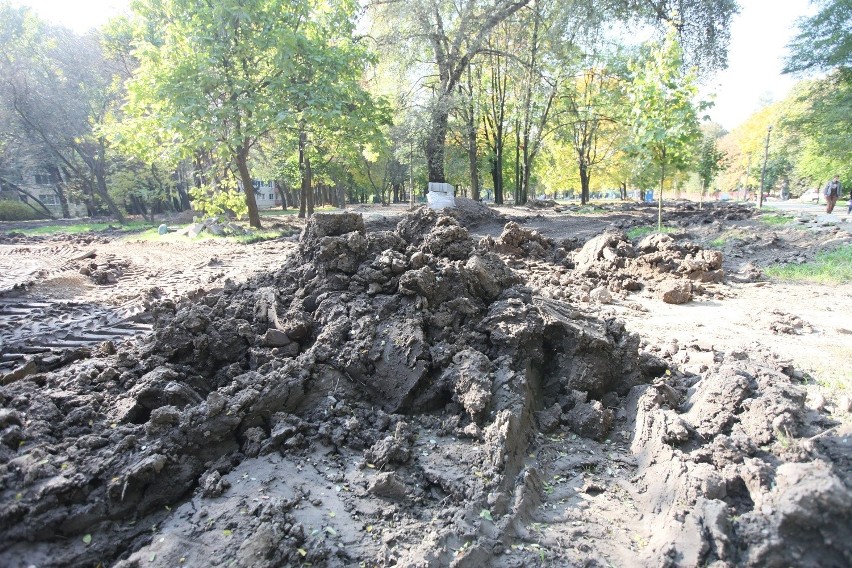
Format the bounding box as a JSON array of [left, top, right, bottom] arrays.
[[777, 1, 852, 190], [0, 1, 129, 223], [119, 0, 384, 224], [783, 73, 852, 183], [0, 199, 48, 221], [696, 134, 727, 195], [187, 184, 248, 220], [765, 245, 852, 284], [784, 0, 852, 74], [628, 29, 705, 229]]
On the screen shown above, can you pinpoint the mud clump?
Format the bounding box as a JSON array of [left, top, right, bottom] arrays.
[[571, 230, 724, 302]]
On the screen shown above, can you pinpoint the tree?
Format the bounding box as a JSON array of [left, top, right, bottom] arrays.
[[554, 52, 629, 205], [696, 124, 727, 204], [371, 0, 736, 189], [124, 0, 381, 225], [785, 0, 852, 74], [479, 25, 514, 205], [782, 76, 852, 184], [370, 0, 532, 184], [125, 0, 313, 228], [0, 1, 128, 222], [628, 29, 704, 230]]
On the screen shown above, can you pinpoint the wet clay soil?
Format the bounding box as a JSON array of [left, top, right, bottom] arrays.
[[0, 199, 850, 567]]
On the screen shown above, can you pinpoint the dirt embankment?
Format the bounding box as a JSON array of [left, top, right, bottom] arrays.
[[0, 203, 849, 567]]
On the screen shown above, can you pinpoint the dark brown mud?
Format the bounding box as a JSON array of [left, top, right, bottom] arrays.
[[0, 203, 849, 567]]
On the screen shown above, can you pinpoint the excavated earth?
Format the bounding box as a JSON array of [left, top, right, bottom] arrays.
[[0, 200, 850, 567]]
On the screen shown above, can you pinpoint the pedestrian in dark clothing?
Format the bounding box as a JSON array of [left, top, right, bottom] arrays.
[[823, 175, 842, 213]]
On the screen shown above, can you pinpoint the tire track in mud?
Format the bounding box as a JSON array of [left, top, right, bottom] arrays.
[[0, 243, 92, 294], [0, 299, 152, 372], [0, 238, 297, 374]]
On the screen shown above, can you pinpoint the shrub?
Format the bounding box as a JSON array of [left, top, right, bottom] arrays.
[[0, 199, 49, 221]]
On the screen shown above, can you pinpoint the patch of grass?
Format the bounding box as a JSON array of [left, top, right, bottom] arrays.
[[758, 212, 796, 226], [708, 228, 750, 249], [15, 220, 153, 235], [125, 224, 295, 244], [230, 228, 295, 243], [627, 224, 678, 240], [764, 244, 852, 284], [260, 205, 337, 217]]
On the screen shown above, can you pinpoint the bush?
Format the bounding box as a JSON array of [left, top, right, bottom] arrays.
[[0, 199, 49, 221]]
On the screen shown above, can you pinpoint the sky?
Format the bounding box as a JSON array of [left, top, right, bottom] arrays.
[[702, 0, 815, 130], [11, 0, 817, 132]]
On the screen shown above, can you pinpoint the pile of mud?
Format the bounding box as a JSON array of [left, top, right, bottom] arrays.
[[0, 208, 848, 567]]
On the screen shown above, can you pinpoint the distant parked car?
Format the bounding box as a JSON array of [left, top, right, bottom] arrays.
[[798, 188, 820, 203]]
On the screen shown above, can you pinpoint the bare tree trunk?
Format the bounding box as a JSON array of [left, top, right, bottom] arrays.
[[579, 162, 591, 206], [46, 164, 70, 217], [275, 180, 289, 210], [298, 129, 314, 218], [77, 139, 125, 224], [465, 65, 480, 201], [514, 117, 521, 204], [658, 151, 666, 232], [235, 140, 262, 228], [425, 106, 448, 183]]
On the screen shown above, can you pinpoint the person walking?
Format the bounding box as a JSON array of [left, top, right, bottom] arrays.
[[848, 181, 852, 215], [823, 175, 842, 213]]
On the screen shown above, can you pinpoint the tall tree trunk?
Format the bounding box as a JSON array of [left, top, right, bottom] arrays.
[[298, 129, 314, 218], [425, 106, 448, 183], [92, 163, 125, 224], [658, 150, 666, 232], [466, 65, 480, 201], [47, 164, 70, 218], [275, 181, 289, 210], [579, 162, 591, 206], [514, 117, 521, 204], [80, 139, 125, 224], [483, 50, 507, 205], [235, 141, 262, 228], [493, 145, 503, 205]]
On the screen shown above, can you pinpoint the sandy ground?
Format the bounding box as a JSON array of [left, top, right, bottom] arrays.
[[0, 200, 850, 568]]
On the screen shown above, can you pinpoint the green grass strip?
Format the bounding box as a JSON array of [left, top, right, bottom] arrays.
[[765, 244, 852, 284], [13, 221, 153, 236], [758, 212, 796, 226], [627, 224, 678, 240]]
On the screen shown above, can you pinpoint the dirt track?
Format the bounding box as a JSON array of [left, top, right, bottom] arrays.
[[0, 200, 850, 567]]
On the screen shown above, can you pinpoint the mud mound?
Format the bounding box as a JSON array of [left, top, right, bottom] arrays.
[[485, 222, 554, 259], [568, 230, 723, 301], [524, 198, 558, 209], [625, 352, 851, 567], [0, 211, 644, 566], [444, 197, 506, 228], [0, 209, 847, 567]]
